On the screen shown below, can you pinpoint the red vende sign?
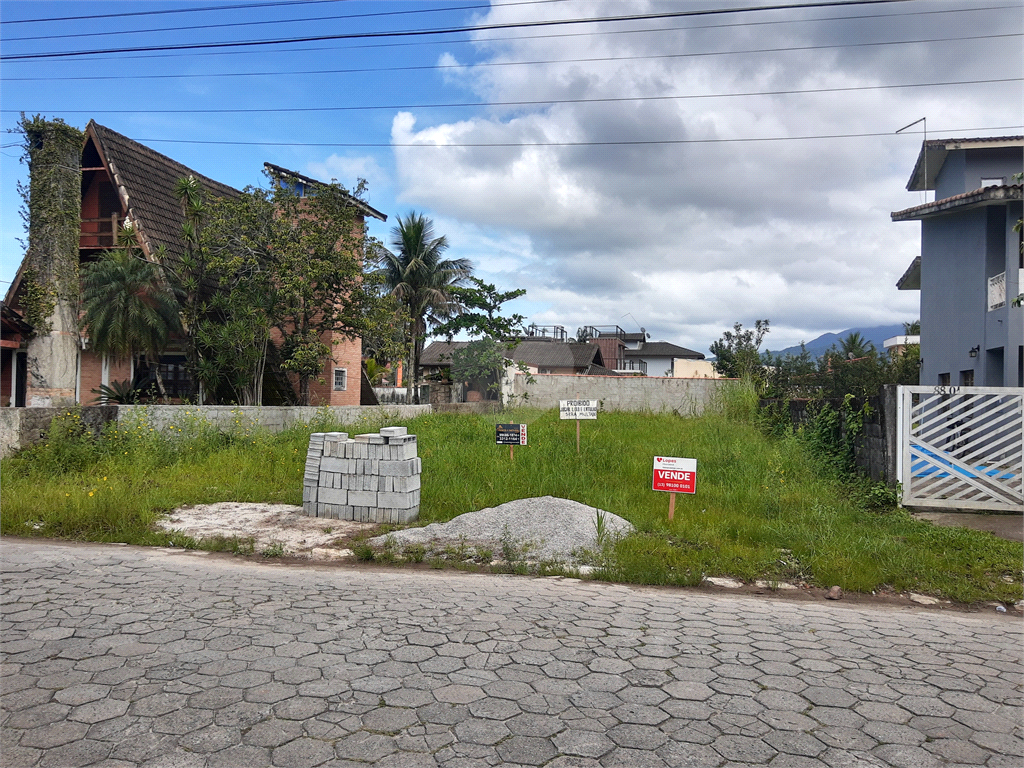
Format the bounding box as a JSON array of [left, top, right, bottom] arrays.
[[652, 456, 697, 494]]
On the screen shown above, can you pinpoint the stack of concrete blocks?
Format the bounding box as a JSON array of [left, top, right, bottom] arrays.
[[302, 426, 421, 523]]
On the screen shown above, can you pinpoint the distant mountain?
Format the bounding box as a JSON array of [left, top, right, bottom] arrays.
[[767, 324, 907, 359]]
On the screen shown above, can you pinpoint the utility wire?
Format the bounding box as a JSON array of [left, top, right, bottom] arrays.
[[8, 77, 1017, 115], [2, 0, 567, 43], [3, 33, 1015, 83], [129, 125, 1024, 148], [0, 0, 912, 61], [3, 0, 347, 24], [6, 4, 1010, 66]]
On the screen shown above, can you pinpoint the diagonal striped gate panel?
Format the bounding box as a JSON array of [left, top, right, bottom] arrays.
[[898, 386, 1023, 512]]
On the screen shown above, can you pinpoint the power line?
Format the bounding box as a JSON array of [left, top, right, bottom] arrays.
[[5, 33, 1015, 83], [9, 77, 1017, 115], [0, 0, 912, 61], [2, 0, 566, 43], [127, 125, 1024, 148], [6, 4, 1010, 66], [3, 0, 347, 24]]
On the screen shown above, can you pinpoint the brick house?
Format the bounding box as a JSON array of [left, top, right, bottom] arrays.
[[3, 121, 385, 406]]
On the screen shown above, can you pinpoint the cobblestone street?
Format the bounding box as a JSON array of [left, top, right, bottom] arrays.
[[2, 539, 1021, 767]]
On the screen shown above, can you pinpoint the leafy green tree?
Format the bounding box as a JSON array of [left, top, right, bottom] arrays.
[[710, 319, 770, 379], [80, 227, 182, 403], [903, 319, 920, 335], [432, 277, 526, 342], [175, 174, 389, 405], [838, 331, 875, 360], [380, 212, 472, 403]]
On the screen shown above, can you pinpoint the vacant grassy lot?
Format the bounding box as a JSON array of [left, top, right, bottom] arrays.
[[2, 393, 1020, 604]]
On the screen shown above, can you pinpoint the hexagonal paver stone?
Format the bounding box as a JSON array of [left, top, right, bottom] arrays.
[[495, 735, 557, 765], [712, 734, 778, 764], [854, 701, 911, 723], [18, 721, 90, 749], [190, 687, 245, 710], [68, 698, 130, 724], [765, 730, 826, 758], [416, 702, 470, 726], [271, 737, 335, 768], [223, 670, 274, 689], [663, 681, 714, 701], [273, 697, 328, 721], [506, 713, 565, 738], [244, 718, 304, 748], [334, 731, 397, 762], [361, 706, 420, 733], [608, 724, 668, 750], [872, 744, 944, 768], [130, 692, 189, 717], [468, 697, 521, 721], [207, 744, 272, 768], [599, 746, 669, 767], [553, 728, 615, 758], [433, 684, 485, 704], [610, 703, 669, 725], [53, 684, 110, 706], [802, 687, 857, 708], [382, 688, 435, 708], [37, 738, 111, 768], [245, 682, 298, 704], [454, 717, 511, 746], [6, 703, 71, 729], [925, 737, 997, 764], [153, 708, 215, 735], [657, 741, 725, 768], [177, 725, 241, 754]]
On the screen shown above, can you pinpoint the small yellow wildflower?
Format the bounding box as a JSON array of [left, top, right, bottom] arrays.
[[88, 491, 94, 497]]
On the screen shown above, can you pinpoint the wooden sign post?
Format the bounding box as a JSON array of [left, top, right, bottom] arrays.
[[652, 456, 697, 521], [559, 399, 598, 454]]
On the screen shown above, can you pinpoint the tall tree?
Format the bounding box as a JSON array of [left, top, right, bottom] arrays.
[[381, 212, 471, 404], [710, 320, 770, 379], [80, 227, 182, 402]]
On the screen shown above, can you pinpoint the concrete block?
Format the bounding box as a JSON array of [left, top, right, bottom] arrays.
[[349, 490, 377, 507], [321, 456, 355, 474], [392, 474, 420, 493], [378, 491, 416, 509], [320, 487, 348, 505], [355, 433, 386, 444], [380, 426, 408, 438], [386, 433, 415, 444], [379, 459, 418, 477]]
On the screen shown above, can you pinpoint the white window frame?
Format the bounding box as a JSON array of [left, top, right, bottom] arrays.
[[333, 367, 347, 391]]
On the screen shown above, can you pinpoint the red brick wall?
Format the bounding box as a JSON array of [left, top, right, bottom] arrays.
[[80, 351, 132, 404]]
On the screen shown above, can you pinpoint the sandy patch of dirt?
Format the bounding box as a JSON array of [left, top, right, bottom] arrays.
[[157, 502, 373, 559]]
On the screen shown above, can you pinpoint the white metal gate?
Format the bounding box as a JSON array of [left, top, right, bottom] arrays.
[[898, 386, 1023, 512]]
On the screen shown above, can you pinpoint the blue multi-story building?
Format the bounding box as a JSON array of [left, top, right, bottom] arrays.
[[892, 136, 1023, 387]]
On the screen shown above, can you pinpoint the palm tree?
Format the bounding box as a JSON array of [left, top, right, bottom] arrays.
[[381, 213, 471, 404], [838, 332, 875, 361], [80, 227, 182, 403]]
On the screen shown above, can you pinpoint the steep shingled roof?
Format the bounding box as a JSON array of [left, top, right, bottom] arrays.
[[88, 121, 241, 262]]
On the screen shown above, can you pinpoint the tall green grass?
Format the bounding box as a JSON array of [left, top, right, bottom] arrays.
[[2, 396, 1020, 604]]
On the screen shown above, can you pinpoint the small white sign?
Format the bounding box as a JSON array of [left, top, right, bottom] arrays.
[[559, 399, 598, 420]]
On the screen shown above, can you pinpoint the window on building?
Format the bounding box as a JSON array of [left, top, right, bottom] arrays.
[[333, 368, 347, 391], [980, 177, 1004, 187], [959, 369, 974, 387], [938, 372, 950, 387]]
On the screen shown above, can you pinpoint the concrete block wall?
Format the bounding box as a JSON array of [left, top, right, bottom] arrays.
[[302, 426, 421, 523], [511, 373, 732, 414]]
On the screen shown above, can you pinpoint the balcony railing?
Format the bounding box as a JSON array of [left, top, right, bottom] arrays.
[[988, 272, 1006, 311], [80, 213, 121, 249], [525, 324, 567, 342], [616, 359, 647, 374]]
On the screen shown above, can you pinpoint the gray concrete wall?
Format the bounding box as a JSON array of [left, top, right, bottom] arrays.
[[512, 373, 732, 414], [0, 404, 431, 458]]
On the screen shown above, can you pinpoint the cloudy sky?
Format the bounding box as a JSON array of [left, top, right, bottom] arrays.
[[2, 0, 1021, 354]]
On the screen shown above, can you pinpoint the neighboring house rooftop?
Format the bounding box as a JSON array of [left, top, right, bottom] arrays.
[[263, 162, 387, 221], [420, 340, 621, 373], [896, 255, 921, 291], [906, 136, 1024, 191], [623, 341, 704, 360]]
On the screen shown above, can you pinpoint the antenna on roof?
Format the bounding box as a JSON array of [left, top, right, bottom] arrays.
[[896, 117, 927, 202]]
